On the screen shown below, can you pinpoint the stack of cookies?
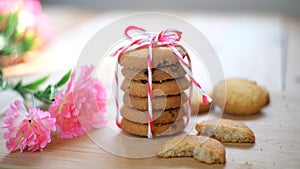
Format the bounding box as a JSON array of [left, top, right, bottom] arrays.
[[119, 46, 190, 137]]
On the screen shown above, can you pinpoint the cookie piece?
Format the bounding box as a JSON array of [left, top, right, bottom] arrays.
[[120, 118, 185, 137], [157, 135, 226, 164], [119, 46, 187, 69], [123, 93, 188, 111], [191, 91, 212, 114], [120, 106, 185, 124], [121, 63, 187, 82], [213, 78, 270, 115], [198, 102, 212, 113], [195, 119, 255, 143], [121, 78, 190, 97]]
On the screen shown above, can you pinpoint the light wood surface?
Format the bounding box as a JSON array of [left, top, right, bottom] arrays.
[[1, 8, 300, 169], [1, 92, 299, 169]]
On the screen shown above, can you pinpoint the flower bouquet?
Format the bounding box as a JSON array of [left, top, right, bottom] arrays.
[[0, 0, 55, 67], [1, 65, 107, 152]]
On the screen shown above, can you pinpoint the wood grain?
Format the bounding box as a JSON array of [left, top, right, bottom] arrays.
[[1, 92, 300, 169]]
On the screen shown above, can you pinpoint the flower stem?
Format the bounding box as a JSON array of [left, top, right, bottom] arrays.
[[31, 94, 36, 108]]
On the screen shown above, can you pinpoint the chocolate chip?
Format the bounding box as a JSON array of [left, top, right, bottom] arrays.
[[157, 63, 163, 68], [144, 68, 157, 77], [141, 80, 148, 84], [157, 60, 168, 68], [170, 65, 179, 72], [144, 70, 148, 77], [169, 110, 176, 118]]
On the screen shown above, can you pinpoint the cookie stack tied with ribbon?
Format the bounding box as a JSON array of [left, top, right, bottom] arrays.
[[112, 26, 212, 138], [120, 46, 189, 137]]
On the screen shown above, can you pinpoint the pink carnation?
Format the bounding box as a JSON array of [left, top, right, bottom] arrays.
[[49, 65, 107, 138], [0, 0, 55, 49], [0, 0, 41, 14], [2, 100, 56, 152], [34, 13, 56, 48]]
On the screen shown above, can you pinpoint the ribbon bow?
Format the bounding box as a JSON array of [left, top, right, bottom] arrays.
[[112, 26, 212, 138]]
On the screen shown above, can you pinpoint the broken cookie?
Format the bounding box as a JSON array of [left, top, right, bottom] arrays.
[[157, 135, 226, 164], [196, 119, 255, 143]]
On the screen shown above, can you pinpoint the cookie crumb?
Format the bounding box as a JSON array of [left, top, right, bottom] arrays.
[[273, 162, 276, 165], [260, 148, 263, 151], [245, 161, 249, 165]]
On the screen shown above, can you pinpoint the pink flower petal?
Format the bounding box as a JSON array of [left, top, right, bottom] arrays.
[[49, 65, 107, 139], [2, 100, 56, 152], [22, 0, 42, 15]]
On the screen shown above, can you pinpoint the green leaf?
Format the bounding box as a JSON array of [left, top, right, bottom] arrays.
[[17, 88, 28, 99], [0, 13, 7, 23], [55, 69, 72, 88], [21, 35, 35, 52], [50, 85, 58, 99], [33, 85, 54, 105], [3, 12, 18, 38], [12, 80, 28, 99], [14, 80, 23, 89], [23, 75, 49, 90], [0, 67, 71, 105], [2, 37, 35, 56], [1, 80, 9, 90], [0, 68, 3, 78], [0, 68, 10, 90], [1, 42, 23, 55]]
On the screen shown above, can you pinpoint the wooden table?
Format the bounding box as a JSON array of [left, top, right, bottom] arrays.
[[1, 8, 300, 169]]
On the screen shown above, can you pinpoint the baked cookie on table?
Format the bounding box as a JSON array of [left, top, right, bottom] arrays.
[[157, 135, 226, 164], [213, 78, 270, 115]]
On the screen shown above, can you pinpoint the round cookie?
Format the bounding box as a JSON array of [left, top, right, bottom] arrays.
[[119, 46, 187, 69], [121, 63, 187, 82], [213, 78, 270, 115], [123, 93, 188, 111], [121, 77, 190, 97], [120, 106, 185, 124], [120, 118, 185, 137]]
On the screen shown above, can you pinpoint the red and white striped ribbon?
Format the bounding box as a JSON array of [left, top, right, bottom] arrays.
[[112, 26, 212, 138]]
